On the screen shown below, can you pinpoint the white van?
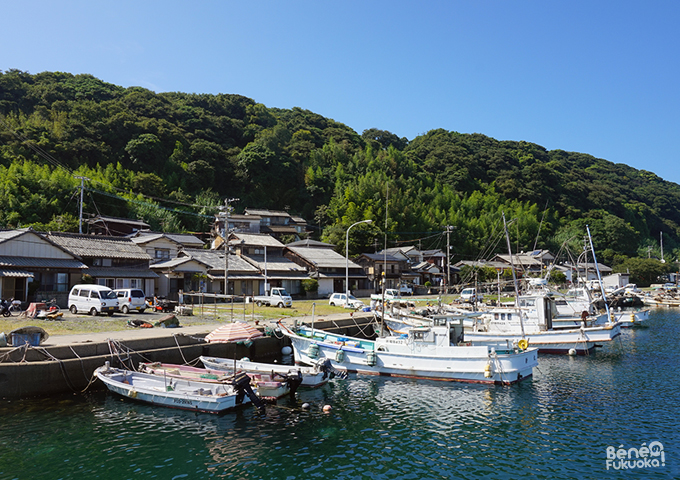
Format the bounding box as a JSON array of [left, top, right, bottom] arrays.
[[68, 284, 119, 316]]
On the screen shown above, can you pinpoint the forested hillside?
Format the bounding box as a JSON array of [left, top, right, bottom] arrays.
[[1, 69, 679, 269]]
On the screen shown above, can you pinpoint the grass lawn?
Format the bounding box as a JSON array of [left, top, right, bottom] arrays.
[[0, 294, 476, 337]]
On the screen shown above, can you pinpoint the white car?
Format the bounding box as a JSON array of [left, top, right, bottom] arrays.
[[460, 287, 483, 303], [329, 293, 364, 309], [114, 288, 147, 314]]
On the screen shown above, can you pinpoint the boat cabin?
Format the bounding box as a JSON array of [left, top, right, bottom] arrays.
[[407, 315, 465, 346]]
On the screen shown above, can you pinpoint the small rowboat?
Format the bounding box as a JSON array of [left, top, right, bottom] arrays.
[[199, 356, 345, 388], [139, 362, 291, 399], [95, 362, 264, 413]]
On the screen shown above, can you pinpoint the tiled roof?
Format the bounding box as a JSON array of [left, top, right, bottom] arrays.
[[46, 232, 151, 260], [245, 209, 291, 217], [287, 246, 361, 269], [286, 239, 335, 248], [85, 267, 158, 278], [130, 233, 171, 245], [180, 248, 259, 272], [0, 256, 87, 269], [0, 228, 29, 243], [241, 254, 306, 272], [229, 233, 285, 248], [0, 269, 34, 277], [261, 225, 297, 234], [165, 233, 204, 246], [360, 253, 402, 262]]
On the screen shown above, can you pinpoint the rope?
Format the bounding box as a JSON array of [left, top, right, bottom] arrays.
[[33, 346, 78, 392], [0, 344, 29, 363], [68, 345, 91, 382], [79, 370, 100, 393], [172, 334, 202, 367], [492, 351, 506, 383]]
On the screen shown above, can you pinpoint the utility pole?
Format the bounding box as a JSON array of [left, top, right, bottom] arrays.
[[445, 226, 455, 294], [220, 198, 238, 297], [74, 176, 89, 234]]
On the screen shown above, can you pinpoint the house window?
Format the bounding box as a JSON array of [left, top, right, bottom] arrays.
[[155, 249, 170, 260], [56, 273, 68, 292], [98, 278, 115, 289]]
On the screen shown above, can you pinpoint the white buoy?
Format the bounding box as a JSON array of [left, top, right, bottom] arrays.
[[323, 404, 332, 413], [568, 348, 577, 356], [301, 403, 310, 410], [281, 346, 293, 355]]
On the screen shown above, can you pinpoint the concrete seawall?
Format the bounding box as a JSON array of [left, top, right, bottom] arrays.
[[0, 313, 375, 399]]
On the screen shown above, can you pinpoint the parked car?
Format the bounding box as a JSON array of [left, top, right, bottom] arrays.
[[399, 284, 413, 295], [370, 289, 401, 301], [329, 293, 364, 309], [252, 287, 293, 308], [460, 287, 483, 303], [114, 288, 147, 314], [68, 285, 119, 316]]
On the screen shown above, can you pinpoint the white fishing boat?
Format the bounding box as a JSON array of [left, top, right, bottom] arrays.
[[277, 318, 538, 385], [139, 362, 292, 399], [466, 292, 621, 354], [199, 356, 343, 388], [95, 362, 262, 413]]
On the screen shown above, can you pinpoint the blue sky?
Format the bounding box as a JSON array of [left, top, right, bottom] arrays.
[[3, 1, 680, 184]]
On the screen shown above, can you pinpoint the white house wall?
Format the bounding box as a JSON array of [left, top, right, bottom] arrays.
[[142, 238, 180, 261], [0, 233, 74, 259]]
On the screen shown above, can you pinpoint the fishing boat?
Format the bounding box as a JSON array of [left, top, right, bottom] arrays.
[[465, 292, 621, 354], [94, 362, 263, 413], [199, 356, 343, 388], [277, 318, 538, 385], [139, 362, 292, 399]]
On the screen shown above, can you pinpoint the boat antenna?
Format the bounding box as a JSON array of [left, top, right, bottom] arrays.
[[586, 225, 612, 322], [503, 212, 525, 338], [532, 200, 549, 251]]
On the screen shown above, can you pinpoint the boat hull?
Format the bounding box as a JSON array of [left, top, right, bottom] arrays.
[[95, 366, 249, 414], [200, 356, 330, 388], [280, 325, 537, 385], [139, 362, 290, 399], [464, 323, 621, 355]]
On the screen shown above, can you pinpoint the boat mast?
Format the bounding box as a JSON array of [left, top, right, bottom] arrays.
[[380, 183, 388, 335], [585, 225, 611, 321], [502, 213, 525, 338]]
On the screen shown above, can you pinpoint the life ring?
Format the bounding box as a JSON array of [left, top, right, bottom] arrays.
[[517, 339, 529, 350]]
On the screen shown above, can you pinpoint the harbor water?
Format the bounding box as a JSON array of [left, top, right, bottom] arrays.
[[2, 309, 679, 479]]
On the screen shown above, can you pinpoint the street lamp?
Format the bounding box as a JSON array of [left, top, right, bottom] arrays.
[[346, 219, 372, 306]]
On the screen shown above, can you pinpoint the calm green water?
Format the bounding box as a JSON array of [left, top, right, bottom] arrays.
[[2, 310, 679, 479]]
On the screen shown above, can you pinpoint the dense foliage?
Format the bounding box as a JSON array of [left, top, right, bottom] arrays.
[[1, 69, 679, 276]]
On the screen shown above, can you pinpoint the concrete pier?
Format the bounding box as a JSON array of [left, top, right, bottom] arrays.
[[0, 312, 375, 399]]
